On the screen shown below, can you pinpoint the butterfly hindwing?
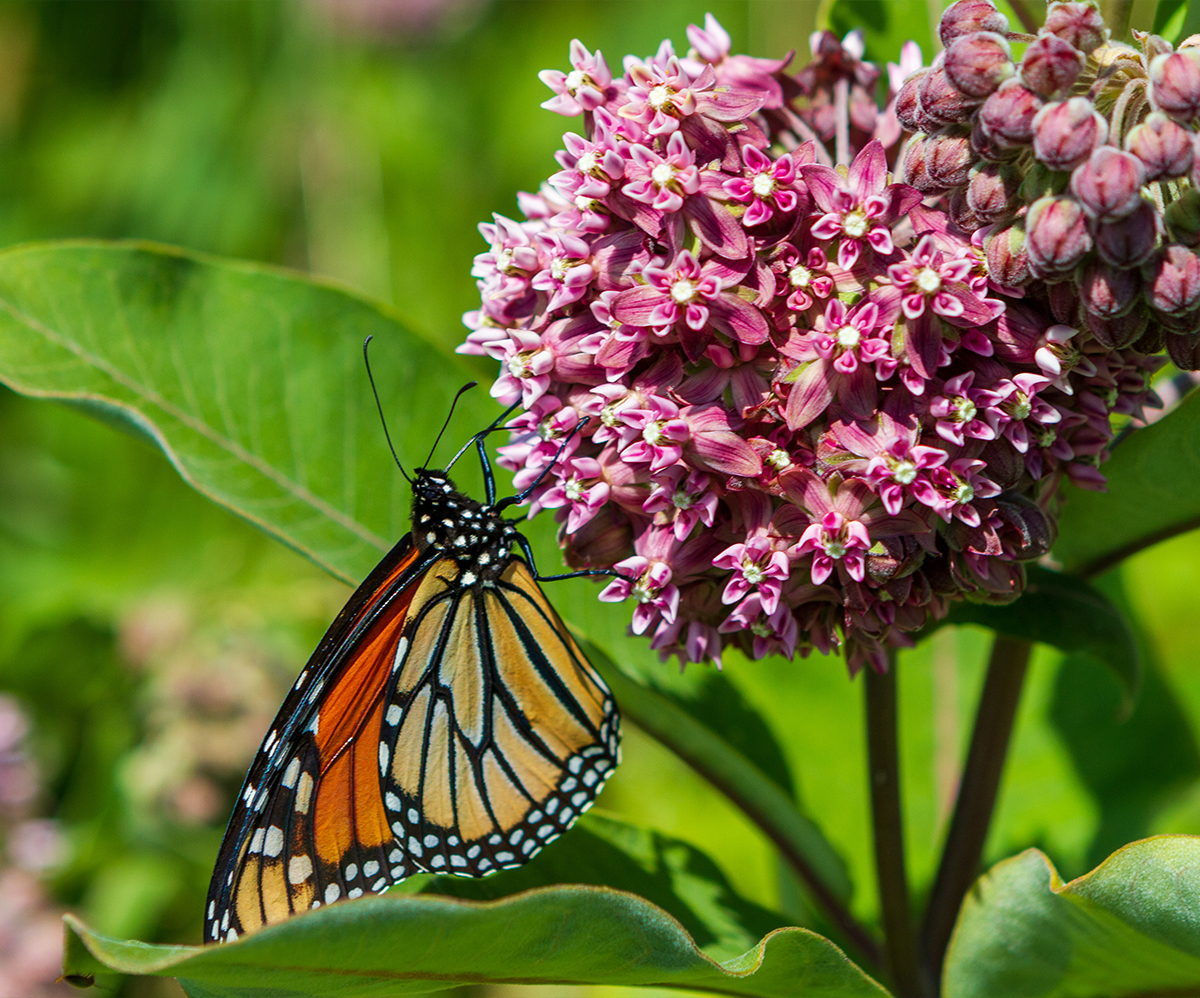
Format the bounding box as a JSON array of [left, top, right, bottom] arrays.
[[207, 468, 621, 944]]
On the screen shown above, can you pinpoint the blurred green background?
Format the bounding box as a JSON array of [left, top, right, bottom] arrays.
[[2, 1, 1198, 995]]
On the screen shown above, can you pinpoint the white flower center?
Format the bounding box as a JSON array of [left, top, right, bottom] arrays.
[[1036, 427, 1056, 447], [823, 538, 847, 559], [563, 478, 585, 501], [1007, 391, 1032, 420], [843, 209, 869, 238], [600, 403, 622, 427], [789, 265, 812, 288], [836, 325, 861, 349], [671, 489, 695, 510], [631, 581, 657, 603], [551, 258, 569, 280], [507, 351, 534, 377], [648, 84, 673, 110], [766, 448, 792, 470], [671, 278, 697, 304], [495, 248, 515, 272], [915, 267, 942, 294], [750, 620, 774, 637], [892, 459, 917, 484], [742, 562, 765, 585], [575, 194, 597, 211], [565, 69, 589, 93], [577, 151, 598, 174], [752, 173, 776, 198], [954, 482, 975, 504], [952, 397, 977, 423], [644, 420, 668, 445], [651, 162, 675, 187]]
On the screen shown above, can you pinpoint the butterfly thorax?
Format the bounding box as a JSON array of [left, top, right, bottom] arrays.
[[410, 468, 518, 584]]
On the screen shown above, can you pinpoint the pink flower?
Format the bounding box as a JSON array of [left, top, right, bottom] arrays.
[[490, 330, 555, 407], [619, 394, 690, 470], [599, 553, 680, 635], [835, 411, 948, 515], [775, 242, 836, 312], [918, 457, 1001, 526], [643, 466, 719, 540], [539, 40, 616, 116], [533, 456, 611, 532], [531, 232, 595, 311], [718, 594, 799, 659], [928, 372, 997, 446], [713, 535, 790, 613], [621, 132, 700, 213], [724, 145, 801, 226]]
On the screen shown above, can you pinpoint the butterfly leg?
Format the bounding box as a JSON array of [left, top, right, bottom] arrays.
[[513, 531, 616, 583]]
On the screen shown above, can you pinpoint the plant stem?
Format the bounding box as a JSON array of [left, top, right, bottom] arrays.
[[919, 634, 1033, 990], [865, 661, 925, 998], [1006, 0, 1041, 34]]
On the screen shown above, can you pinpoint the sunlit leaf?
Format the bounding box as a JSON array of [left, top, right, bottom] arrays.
[[942, 565, 1141, 710], [944, 836, 1200, 997], [0, 240, 495, 587], [1053, 391, 1200, 578]]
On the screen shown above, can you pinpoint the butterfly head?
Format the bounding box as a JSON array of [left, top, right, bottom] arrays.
[[411, 468, 518, 581]]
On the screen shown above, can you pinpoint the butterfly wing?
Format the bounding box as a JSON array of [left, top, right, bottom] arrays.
[[379, 559, 620, 876], [205, 536, 433, 942], [206, 542, 620, 944]]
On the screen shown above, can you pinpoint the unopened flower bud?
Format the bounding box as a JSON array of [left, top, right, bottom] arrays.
[[1042, 2, 1108, 53], [945, 31, 1014, 100], [1125, 112, 1194, 180], [1086, 306, 1149, 349], [919, 67, 980, 127], [1048, 279, 1081, 323], [1167, 331, 1200, 369], [895, 71, 928, 132], [1094, 199, 1159, 268], [1078, 259, 1139, 317], [1070, 147, 1146, 222], [978, 79, 1045, 149], [939, 0, 1009, 47], [925, 129, 976, 189], [1161, 310, 1200, 336], [993, 493, 1056, 559], [563, 505, 633, 569], [1020, 34, 1084, 98], [1135, 322, 1166, 354], [1145, 243, 1200, 315], [1027, 195, 1092, 278], [1150, 49, 1200, 122], [966, 161, 1022, 222], [970, 116, 1019, 162], [1166, 189, 1200, 247], [950, 188, 983, 231], [901, 134, 933, 190], [1032, 97, 1107, 172], [985, 217, 1031, 286]]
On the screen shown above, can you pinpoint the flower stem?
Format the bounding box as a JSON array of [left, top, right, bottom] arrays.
[[1005, 0, 1041, 34], [865, 660, 926, 998], [919, 634, 1033, 990]]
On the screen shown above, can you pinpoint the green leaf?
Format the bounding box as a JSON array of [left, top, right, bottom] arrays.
[[63, 884, 891, 998], [943, 836, 1200, 998], [943, 565, 1141, 711], [1053, 390, 1200, 578], [1154, 0, 1188, 40], [0, 240, 494, 586], [423, 811, 789, 962]]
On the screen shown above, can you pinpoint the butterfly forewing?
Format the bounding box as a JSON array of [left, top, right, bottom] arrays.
[[206, 469, 620, 943]]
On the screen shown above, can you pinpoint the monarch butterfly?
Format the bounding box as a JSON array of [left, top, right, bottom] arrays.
[[204, 349, 621, 943]]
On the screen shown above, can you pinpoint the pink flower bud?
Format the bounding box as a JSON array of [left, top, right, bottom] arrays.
[[895, 70, 928, 132], [1145, 243, 1200, 315], [1026, 195, 1092, 278], [1078, 259, 1139, 317], [924, 129, 976, 189], [1020, 34, 1085, 98], [1150, 50, 1200, 123], [966, 161, 1022, 222], [1086, 307, 1149, 349], [1070, 147, 1146, 222], [985, 217, 1031, 287], [1167, 331, 1200, 369], [970, 116, 1018, 162], [939, 0, 1009, 47], [918, 67, 980, 128], [949, 188, 983, 231], [1094, 199, 1158, 269], [945, 32, 1014, 100], [1032, 97, 1106, 172], [1125, 112, 1194, 181], [1042, 2, 1108, 53], [901, 134, 933, 191], [978, 79, 1045, 149]]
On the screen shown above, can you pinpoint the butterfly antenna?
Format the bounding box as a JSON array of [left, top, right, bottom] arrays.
[[425, 381, 480, 469], [445, 399, 521, 472], [362, 336, 412, 484]]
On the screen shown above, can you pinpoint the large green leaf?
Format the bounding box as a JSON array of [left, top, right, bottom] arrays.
[[943, 836, 1200, 998], [1054, 391, 1200, 578], [942, 565, 1141, 710], [0, 239, 495, 586], [64, 868, 890, 997]]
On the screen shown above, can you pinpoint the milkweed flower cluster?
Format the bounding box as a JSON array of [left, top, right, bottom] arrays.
[[460, 3, 1172, 675]]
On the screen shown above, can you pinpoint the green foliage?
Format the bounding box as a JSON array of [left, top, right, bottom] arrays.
[[943, 837, 1200, 997], [64, 813, 891, 998]]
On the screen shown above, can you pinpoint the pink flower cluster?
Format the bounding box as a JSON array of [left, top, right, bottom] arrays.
[[460, 7, 1163, 674]]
